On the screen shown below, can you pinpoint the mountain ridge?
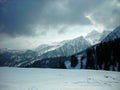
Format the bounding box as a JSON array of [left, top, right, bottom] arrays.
[[25, 25, 120, 71]]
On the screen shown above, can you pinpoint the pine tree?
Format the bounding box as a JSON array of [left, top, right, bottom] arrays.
[[71, 55, 78, 67]]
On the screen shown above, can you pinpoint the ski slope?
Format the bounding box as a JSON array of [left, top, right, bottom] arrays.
[[0, 67, 120, 90]]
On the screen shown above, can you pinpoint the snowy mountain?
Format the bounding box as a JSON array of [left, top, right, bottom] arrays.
[[35, 30, 111, 60], [0, 26, 119, 69], [102, 25, 120, 42], [21, 25, 120, 71], [35, 36, 90, 58], [86, 30, 100, 38], [25, 36, 91, 68], [85, 30, 101, 45], [35, 43, 61, 56], [64, 25, 120, 71], [35, 36, 91, 61], [35, 44, 51, 51], [35, 40, 72, 56], [0, 49, 38, 67], [27, 25, 120, 71], [99, 30, 112, 41], [85, 30, 111, 45], [0, 36, 90, 67]]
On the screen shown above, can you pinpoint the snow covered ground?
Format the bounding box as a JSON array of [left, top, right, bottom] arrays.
[[0, 67, 120, 90]]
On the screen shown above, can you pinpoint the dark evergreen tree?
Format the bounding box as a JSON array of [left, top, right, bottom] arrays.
[[113, 38, 120, 71], [80, 60, 83, 69], [96, 45, 102, 69], [71, 55, 78, 67], [59, 60, 66, 69], [80, 55, 85, 69], [86, 48, 95, 69], [95, 38, 120, 71]]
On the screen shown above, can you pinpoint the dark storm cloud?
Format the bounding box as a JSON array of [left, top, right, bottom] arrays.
[[0, 0, 48, 36], [87, 0, 120, 29], [38, 0, 105, 26], [0, 0, 119, 37]]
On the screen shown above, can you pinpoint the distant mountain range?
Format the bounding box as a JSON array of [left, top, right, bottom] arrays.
[[0, 28, 114, 68], [0, 36, 90, 67], [0, 49, 37, 67], [35, 30, 111, 57]]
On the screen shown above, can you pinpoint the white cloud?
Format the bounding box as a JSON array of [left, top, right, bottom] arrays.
[[87, 0, 120, 30], [85, 14, 105, 32]]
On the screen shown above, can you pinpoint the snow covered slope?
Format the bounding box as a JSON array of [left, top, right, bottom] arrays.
[[99, 30, 112, 41], [26, 25, 120, 70], [0, 36, 90, 67], [0, 49, 37, 67], [35, 43, 61, 56], [85, 30, 101, 45], [102, 25, 120, 42], [0, 67, 120, 90], [85, 30, 111, 45], [36, 36, 90, 60]]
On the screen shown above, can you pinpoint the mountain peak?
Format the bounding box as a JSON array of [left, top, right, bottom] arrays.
[[102, 25, 120, 42], [85, 30, 101, 45], [75, 36, 84, 40], [85, 30, 100, 38]]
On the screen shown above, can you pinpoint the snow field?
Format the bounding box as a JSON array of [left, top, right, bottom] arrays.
[[0, 67, 120, 90]]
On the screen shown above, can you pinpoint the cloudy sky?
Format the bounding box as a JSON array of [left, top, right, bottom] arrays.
[[0, 0, 120, 50]]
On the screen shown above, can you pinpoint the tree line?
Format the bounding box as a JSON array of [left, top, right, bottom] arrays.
[[70, 38, 120, 71], [86, 38, 120, 71]]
